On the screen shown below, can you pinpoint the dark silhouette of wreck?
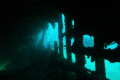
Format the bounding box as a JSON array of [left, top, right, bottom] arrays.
[[0, 0, 119, 80]]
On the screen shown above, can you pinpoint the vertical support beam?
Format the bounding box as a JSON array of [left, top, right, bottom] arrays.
[[54, 41, 58, 53], [74, 37, 85, 67], [57, 13, 63, 57], [95, 58, 106, 77], [94, 39, 106, 78], [74, 21, 85, 67], [65, 15, 72, 62]]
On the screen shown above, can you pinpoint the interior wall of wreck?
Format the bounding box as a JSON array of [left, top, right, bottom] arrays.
[[27, 18, 120, 80], [3, 12, 119, 80], [0, 20, 47, 71]]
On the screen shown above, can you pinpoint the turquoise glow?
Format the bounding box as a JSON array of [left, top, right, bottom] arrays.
[[72, 20, 74, 28], [62, 14, 65, 33], [55, 22, 59, 53], [104, 41, 120, 80], [62, 14, 67, 59], [83, 35, 95, 71], [36, 31, 43, 45], [63, 36, 67, 59], [85, 55, 95, 71], [71, 19, 76, 63], [83, 35, 94, 47], [35, 14, 120, 80], [36, 22, 59, 51], [83, 34, 120, 80], [71, 37, 76, 63], [105, 60, 120, 80], [104, 41, 118, 50], [43, 23, 54, 50]]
